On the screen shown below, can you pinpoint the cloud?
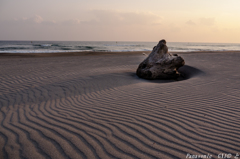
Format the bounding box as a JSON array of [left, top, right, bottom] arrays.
[[13, 15, 44, 24], [3, 11, 163, 28], [0, 11, 164, 41], [186, 20, 196, 26], [32, 15, 43, 23], [200, 17, 215, 26], [42, 20, 56, 25], [61, 19, 81, 25], [8, 15, 57, 26], [81, 10, 163, 26]]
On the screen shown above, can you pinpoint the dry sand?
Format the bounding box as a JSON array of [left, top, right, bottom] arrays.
[[0, 51, 240, 159]]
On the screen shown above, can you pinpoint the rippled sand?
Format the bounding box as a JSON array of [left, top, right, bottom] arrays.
[[0, 51, 240, 159]]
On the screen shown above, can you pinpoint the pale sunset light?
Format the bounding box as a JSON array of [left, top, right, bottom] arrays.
[[1, 0, 240, 42]]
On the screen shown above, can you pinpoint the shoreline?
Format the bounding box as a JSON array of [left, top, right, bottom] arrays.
[[1, 50, 240, 58]]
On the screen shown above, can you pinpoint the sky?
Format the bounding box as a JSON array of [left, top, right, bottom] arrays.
[[0, 0, 240, 43]]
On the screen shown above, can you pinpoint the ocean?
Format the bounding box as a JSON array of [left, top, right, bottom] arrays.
[[0, 41, 240, 53]]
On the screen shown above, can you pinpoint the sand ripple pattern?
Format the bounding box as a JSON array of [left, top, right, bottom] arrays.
[[0, 53, 240, 159]]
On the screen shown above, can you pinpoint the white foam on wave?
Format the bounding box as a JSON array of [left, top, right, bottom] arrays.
[[104, 44, 143, 47], [41, 44, 52, 47], [0, 48, 238, 54], [0, 50, 89, 53], [0, 48, 152, 53], [169, 49, 237, 52], [109, 49, 152, 52]]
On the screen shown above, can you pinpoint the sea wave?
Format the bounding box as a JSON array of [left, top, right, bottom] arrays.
[[1, 41, 240, 54], [104, 44, 144, 47], [0, 50, 88, 53], [33, 44, 52, 47], [77, 46, 95, 50], [0, 47, 28, 50], [0, 49, 152, 53], [41, 44, 52, 47]]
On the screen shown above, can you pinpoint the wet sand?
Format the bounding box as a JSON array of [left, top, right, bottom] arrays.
[[0, 51, 240, 159]]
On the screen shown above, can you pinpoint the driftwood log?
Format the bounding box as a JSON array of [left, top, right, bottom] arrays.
[[136, 39, 185, 79]]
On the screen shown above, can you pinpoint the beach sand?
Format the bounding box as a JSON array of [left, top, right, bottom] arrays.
[[0, 51, 240, 159]]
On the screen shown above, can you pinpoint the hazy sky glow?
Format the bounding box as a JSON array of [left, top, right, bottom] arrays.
[[1, 0, 240, 42]]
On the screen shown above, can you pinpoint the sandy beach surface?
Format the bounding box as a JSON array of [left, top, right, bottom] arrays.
[[0, 51, 240, 159]]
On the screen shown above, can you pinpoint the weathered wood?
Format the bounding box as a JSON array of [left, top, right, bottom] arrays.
[[136, 39, 185, 79]]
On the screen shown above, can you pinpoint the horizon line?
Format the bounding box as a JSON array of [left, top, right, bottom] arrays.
[[0, 40, 240, 44]]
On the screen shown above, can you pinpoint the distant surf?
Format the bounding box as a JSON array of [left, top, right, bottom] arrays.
[[0, 41, 240, 53]]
